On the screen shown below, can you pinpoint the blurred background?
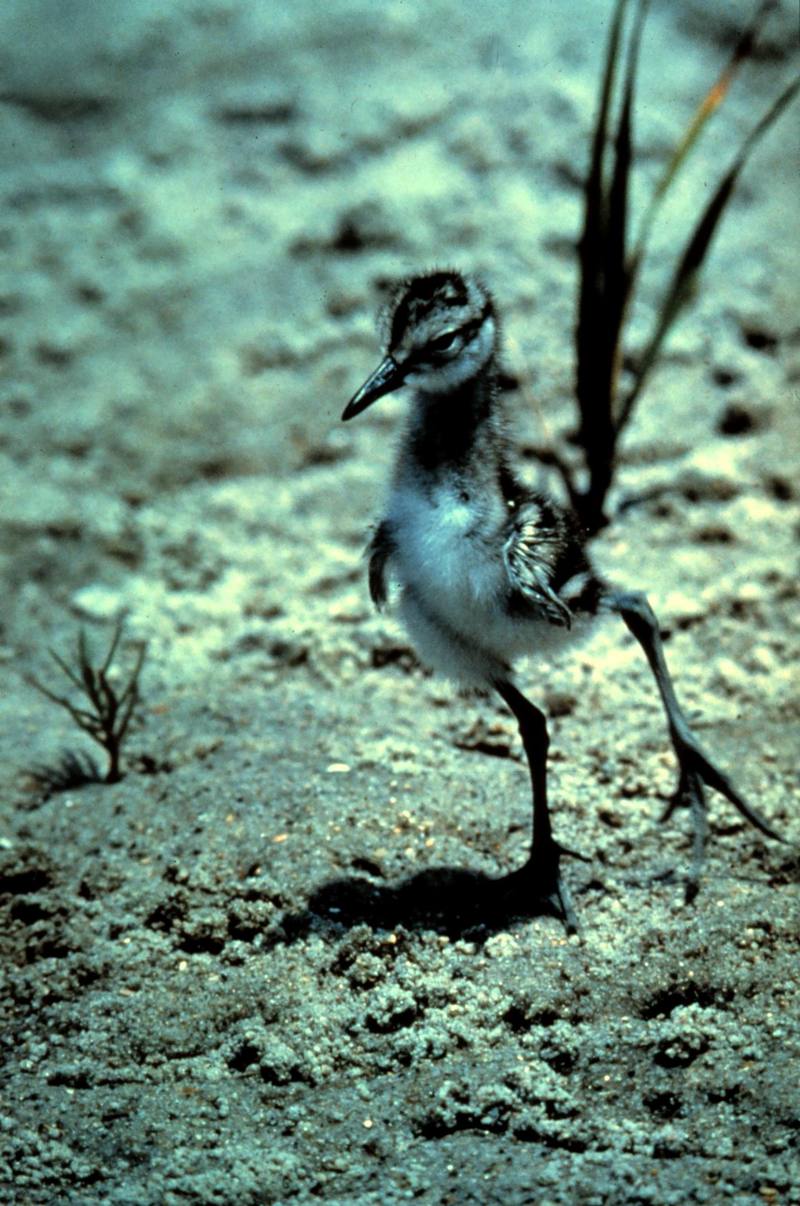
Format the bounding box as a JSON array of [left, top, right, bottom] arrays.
[[1, 0, 797, 639]]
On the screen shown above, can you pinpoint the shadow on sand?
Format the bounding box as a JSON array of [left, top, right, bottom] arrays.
[[275, 865, 596, 946]]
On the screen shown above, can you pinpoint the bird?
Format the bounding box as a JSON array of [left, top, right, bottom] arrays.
[[341, 268, 781, 932]]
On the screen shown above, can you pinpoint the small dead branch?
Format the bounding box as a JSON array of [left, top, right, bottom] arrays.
[[25, 619, 148, 785]]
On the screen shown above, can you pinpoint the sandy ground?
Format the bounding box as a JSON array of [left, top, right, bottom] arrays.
[[1, 1, 798, 1202]]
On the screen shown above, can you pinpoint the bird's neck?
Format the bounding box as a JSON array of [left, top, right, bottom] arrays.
[[404, 362, 502, 477]]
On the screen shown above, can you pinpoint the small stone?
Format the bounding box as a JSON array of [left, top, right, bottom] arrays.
[[484, 933, 520, 959], [748, 646, 775, 673], [660, 591, 705, 627], [714, 657, 749, 693], [71, 585, 125, 621], [545, 690, 577, 718], [736, 581, 768, 604]]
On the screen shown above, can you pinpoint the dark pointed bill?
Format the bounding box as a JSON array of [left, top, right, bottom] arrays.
[[342, 356, 405, 421]]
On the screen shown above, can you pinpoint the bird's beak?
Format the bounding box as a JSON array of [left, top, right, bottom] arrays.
[[342, 355, 405, 421]]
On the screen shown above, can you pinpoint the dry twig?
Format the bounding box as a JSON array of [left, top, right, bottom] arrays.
[[25, 620, 148, 786]]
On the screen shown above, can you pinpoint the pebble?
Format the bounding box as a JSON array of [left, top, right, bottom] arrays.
[[714, 657, 750, 693], [747, 646, 775, 674], [71, 584, 125, 621], [659, 591, 705, 626], [484, 933, 520, 959]]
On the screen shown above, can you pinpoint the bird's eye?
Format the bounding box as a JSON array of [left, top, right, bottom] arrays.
[[429, 330, 458, 354]]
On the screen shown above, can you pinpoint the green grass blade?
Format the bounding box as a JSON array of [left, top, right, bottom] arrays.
[[604, 0, 648, 407], [586, 0, 630, 216], [576, 0, 629, 416], [617, 74, 800, 432], [628, 0, 777, 281]]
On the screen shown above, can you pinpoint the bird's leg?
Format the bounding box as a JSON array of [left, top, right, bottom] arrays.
[[494, 678, 582, 933], [609, 590, 782, 899]]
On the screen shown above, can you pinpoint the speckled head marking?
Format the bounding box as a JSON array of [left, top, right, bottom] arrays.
[[387, 270, 496, 388], [388, 271, 471, 347], [342, 270, 498, 420]]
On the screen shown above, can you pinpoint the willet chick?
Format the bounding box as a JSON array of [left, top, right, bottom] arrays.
[[342, 269, 781, 931]]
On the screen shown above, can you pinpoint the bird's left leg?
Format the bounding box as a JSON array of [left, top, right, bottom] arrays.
[[494, 678, 584, 932], [608, 590, 782, 898]]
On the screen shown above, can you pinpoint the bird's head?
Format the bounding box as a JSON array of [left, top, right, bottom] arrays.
[[342, 270, 497, 421]]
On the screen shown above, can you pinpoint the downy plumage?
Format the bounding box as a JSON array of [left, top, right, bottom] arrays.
[[342, 269, 781, 931]]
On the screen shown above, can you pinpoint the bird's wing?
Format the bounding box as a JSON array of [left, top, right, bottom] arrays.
[[367, 520, 395, 610], [502, 500, 574, 628]]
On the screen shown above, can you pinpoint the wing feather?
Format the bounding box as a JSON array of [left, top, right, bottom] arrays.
[[503, 499, 576, 628]]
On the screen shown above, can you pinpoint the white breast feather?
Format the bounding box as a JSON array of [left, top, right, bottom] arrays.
[[384, 478, 584, 685], [388, 482, 502, 621]]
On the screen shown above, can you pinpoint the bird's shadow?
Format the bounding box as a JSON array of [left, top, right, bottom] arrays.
[[271, 845, 800, 949], [276, 865, 588, 947]]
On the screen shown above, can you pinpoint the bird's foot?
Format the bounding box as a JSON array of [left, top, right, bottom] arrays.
[[497, 840, 588, 935], [660, 735, 783, 902]]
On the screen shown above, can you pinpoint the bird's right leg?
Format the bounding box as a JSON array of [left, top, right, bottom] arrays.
[[494, 678, 581, 933], [609, 590, 783, 898]]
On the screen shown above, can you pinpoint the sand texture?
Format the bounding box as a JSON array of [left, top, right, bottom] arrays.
[[1, 1, 798, 1202]]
